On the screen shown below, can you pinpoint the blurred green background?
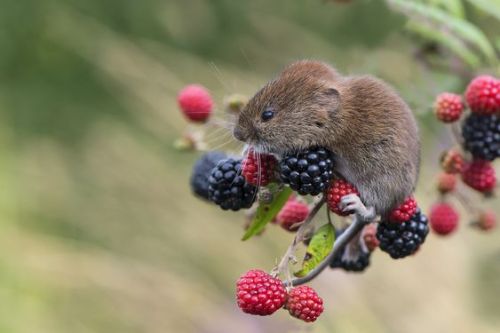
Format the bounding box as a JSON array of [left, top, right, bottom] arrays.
[[0, 0, 499, 332]]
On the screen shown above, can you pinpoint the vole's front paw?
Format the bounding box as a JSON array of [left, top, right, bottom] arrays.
[[340, 194, 376, 222]]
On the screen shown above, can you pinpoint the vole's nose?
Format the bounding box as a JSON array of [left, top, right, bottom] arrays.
[[233, 126, 246, 142]]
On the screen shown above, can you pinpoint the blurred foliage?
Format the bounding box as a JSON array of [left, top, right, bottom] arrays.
[[387, 0, 499, 69], [0, 0, 499, 332]]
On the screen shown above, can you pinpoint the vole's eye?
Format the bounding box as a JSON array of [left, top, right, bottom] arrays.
[[261, 108, 275, 122]]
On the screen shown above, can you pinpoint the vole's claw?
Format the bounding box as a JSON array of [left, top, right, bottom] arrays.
[[339, 194, 359, 210], [340, 194, 376, 222]]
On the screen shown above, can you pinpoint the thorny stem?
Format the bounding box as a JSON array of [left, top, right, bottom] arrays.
[[286, 214, 370, 287], [273, 196, 326, 281], [452, 186, 480, 216]]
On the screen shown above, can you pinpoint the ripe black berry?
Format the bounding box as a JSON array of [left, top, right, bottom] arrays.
[[190, 151, 227, 200], [279, 147, 334, 195], [377, 209, 429, 259], [462, 113, 500, 161], [329, 229, 371, 272], [208, 158, 257, 211], [330, 248, 371, 272]]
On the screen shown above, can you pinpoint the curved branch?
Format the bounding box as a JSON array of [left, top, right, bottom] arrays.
[[286, 215, 369, 287]]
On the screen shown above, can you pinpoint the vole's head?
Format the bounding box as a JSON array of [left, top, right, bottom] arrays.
[[233, 61, 342, 155]]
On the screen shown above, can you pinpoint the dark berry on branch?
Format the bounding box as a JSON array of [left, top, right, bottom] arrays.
[[208, 158, 257, 210], [462, 113, 500, 161], [190, 151, 227, 200], [377, 209, 429, 259], [279, 147, 334, 195], [330, 246, 371, 272]]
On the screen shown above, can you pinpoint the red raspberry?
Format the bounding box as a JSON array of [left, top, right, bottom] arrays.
[[362, 223, 379, 251], [434, 92, 463, 123], [285, 285, 324, 323], [177, 84, 213, 123], [429, 203, 459, 236], [440, 149, 464, 174], [277, 198, 310, 232], [326, 179, 359, 216], [465, 75, 500, 115], [476, 210, 496, 231], [461, 159, 496, 193], [236, 269, 287, 316], [242, 149, 277, 186], [437, 172, 457, 194], [388, 196, 417, 223]]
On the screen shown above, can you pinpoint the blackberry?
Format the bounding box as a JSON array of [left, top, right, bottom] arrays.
[[279, 147, 334, 195], [330, 248, 371, 272], [377, 209, 429, 259], [190, 151, 227, 200], [462, 113, 500, 161], [329, 229, 371, 272], [208, 158, 257, 211]]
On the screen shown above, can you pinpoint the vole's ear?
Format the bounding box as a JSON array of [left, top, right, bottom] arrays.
[[323, 87, 341, 119]]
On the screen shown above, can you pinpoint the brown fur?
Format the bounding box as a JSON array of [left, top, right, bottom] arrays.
[[234, 60, 420, 216]]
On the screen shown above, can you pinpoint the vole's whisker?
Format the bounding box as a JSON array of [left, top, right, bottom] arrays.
[[257, 150, 263, 188], [204, 126, 232, 142], [208, 137, 234, 151], [209, 117, 235, 129], [248, 149, 259, 204], [204, 138, 233, 151], [209, 62, 230, 92]]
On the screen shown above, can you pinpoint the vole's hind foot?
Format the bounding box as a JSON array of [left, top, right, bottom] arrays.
[[340, 194, 376, 222]]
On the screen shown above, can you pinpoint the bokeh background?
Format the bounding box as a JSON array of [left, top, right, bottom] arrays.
[[1, 0, 499, 332]]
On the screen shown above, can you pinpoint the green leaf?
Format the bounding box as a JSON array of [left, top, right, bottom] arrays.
[[387, 0, 497, 66], [294, 223, 335, 278], [241, 186, 292, 241], [424, 0, 465, 18], [465, 0, 500, 22]]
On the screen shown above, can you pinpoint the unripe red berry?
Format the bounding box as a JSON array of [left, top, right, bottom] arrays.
[[461, 159, 496, 193], [236, 269, 287, 316], [476, 211, 496, 231], [465, 75, 500, 115], [434, 92, 463, 123], [285, 285, 324, 322], [277, 198, 310, 232], [326, 179, 359, 216], [242, 149, 277, 186], [440, 149, 464, 174], [388, 196, 418, 223], [437, 172, 457, 194], [362, 223, 379, 251], [429, 203, 459, 236], [177, 84, 213, 123]]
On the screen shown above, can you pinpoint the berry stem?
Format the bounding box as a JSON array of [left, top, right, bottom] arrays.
[[449, 122, 463, 146], [273, 196, 326, 281], [287, 214, 369, 287], [452, 187, 480, 216]]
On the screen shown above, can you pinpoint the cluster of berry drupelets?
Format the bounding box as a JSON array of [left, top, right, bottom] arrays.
[[236, 270, 324, 322], [430, 75, 499, 236]]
